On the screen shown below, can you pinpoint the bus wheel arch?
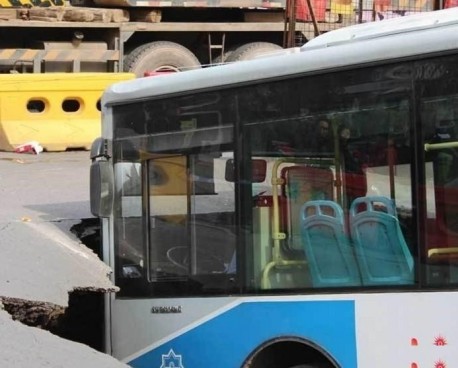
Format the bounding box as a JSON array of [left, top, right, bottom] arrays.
[[226, 42, 283, 62], [123, 41, 201, 77], [242, 337, 338, 368]]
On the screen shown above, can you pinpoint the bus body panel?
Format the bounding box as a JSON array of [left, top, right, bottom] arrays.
[[109, 293, 458, 367], [95, 8, 458, 368]]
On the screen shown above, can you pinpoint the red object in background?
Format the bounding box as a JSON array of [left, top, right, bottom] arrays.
[[143, 71, 175, 77], [296, 0, 326, 22], [15, 144, 35, 154], [444, 0, 458, 7], [14, 141, 43, 154], [254, 195, 273, 207]]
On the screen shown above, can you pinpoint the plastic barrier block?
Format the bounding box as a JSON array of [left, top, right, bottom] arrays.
[[0, 72, 135, 152]]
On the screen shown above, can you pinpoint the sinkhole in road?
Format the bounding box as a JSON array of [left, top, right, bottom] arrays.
[[3, 218, 108, 353], [66, 218, 105, 352]]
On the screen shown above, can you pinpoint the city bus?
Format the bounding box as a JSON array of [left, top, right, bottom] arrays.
[[90, 8, 458, 368]]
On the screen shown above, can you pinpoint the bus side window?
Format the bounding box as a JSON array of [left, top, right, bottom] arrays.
[[424, 117, 458, 285]]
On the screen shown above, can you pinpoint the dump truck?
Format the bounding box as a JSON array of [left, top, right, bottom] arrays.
[[0, 0, 446, 77]]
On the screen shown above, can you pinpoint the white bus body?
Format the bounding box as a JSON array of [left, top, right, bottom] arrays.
[[92, 8, 458, 368]]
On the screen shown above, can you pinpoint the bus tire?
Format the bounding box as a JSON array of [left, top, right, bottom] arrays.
[[226, 42, 283, 62], [124, 41, 201, 77]]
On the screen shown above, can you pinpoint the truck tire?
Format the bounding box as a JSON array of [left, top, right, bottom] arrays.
[[226, 42, 283, 62], [124, 41, 201, 77], [212, 45, 239, 65]]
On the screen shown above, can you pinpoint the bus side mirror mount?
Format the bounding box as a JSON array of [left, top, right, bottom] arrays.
[[90, 160, 114, 217]]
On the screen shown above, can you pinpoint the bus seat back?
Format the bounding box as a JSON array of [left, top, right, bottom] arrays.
[[350, 196, 414, 285], [281, 165, 334, 250], [300, 200, 361, 287]]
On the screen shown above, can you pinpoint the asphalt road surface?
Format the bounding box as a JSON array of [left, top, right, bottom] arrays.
[[0, 150, 127, 368]]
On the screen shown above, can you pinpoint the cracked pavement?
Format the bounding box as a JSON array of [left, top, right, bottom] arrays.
[[0, 151, 128, 367]]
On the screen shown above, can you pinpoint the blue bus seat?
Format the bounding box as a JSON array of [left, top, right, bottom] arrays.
[[281, 166, 334, 251], [349, 196, 414, 285], [300, 200, 361, 287]]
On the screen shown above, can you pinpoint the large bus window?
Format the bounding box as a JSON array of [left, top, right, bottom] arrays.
[[147, 153, 236, 284], [420, 55, 458, 286], [241, 64, 416, 290], [112, 140, 144, 286], [112, 91, 236, 297]]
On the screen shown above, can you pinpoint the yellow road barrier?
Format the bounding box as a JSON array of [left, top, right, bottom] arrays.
[[0, 0, 64, 7], [0, 72, 135, 152]]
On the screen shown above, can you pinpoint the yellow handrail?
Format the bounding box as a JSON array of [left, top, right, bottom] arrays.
[[428, 247, 458, 260], [261, 157, 334, 288], [424, 141, 458, 151]]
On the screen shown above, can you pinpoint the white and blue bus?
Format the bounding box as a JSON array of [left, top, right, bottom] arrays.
[[90, 8, 458, 368]]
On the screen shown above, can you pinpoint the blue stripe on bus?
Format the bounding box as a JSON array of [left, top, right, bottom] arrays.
[[129, 300, 357, 368]]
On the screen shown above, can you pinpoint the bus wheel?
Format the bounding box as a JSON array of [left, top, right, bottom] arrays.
[[124, 41, 201, 77], [225, 42, 283, 62]]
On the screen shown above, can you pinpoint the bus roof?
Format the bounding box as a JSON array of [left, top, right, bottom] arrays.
[[103, 7, 458, 106], [303, 8, 458, 50]]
